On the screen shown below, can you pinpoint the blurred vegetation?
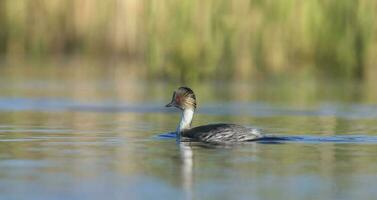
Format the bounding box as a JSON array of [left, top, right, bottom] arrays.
[[0, 0, 376, 81]]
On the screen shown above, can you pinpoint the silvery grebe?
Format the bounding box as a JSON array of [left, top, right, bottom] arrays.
[[166, 87, 263, 144]]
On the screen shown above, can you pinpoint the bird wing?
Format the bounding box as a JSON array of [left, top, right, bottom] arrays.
[[182, 123, 262, 144]]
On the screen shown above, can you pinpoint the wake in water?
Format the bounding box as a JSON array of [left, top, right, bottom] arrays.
[[158, 132, 377, 144], [254, 135, 377, 144]]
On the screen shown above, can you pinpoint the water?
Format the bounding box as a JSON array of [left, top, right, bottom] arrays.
[[0, 67, 377, 200]]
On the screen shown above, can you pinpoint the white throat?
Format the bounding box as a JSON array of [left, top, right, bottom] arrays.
[[177, 109, 194, 132]]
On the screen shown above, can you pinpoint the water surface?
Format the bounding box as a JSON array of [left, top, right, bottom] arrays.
[[0, 67, 377, 200]]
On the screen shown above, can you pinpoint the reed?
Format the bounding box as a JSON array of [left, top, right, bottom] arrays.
[[0, 0, 376, 81]]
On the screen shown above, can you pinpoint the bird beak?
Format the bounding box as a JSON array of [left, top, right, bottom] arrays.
[[165, 101, 174, 107], [166, 91, 177, 107]]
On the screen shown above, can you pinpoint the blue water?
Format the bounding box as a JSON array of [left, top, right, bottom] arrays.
[[158, 132, 377, 144], [0, 76, 377, 200]]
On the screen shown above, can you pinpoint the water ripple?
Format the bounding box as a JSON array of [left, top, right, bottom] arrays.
[[255, 135, 377, 144], [157, 133, 377, 144]]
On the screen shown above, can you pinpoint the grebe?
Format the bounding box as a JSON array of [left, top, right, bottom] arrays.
[[166, 87, 263, 144]]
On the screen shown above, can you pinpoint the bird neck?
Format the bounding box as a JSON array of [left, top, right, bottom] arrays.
[[177, 109, 194, 132]]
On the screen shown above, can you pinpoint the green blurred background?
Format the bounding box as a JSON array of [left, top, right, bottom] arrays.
[[0, 0, 376, 82]]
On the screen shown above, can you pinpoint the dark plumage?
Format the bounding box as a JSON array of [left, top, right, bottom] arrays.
[[182, 123, 262, 144]]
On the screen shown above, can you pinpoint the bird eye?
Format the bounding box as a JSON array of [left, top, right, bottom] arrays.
[[175, 95, 180, 102]]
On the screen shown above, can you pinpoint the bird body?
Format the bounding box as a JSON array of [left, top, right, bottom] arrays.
[[166, 87, 262, 144]]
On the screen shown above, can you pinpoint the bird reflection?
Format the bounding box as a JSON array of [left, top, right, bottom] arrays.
[[179, 142, 194, 200]]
